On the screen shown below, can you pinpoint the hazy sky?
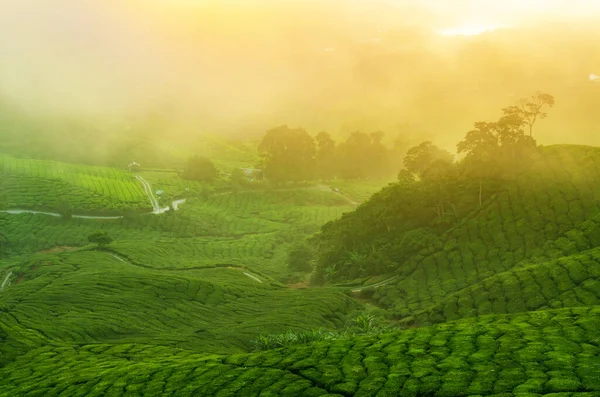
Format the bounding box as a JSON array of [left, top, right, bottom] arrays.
[[1, 0, 599, 144]]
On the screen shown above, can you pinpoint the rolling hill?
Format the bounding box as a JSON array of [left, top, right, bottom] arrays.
[[1, 144, 600, 396]]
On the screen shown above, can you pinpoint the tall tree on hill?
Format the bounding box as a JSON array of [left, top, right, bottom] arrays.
[[337, 131, 371, 179], [315, 131, 337, 181], [367, 131, 391, 178], [421, 159, 458, 222], [258, 125, 315, 184], [403, 141, 454, 179], [457, 122, 501, 207], [496, 111, 539, 165], [182, 156, 218, 182], [503, 92, 555, 137]]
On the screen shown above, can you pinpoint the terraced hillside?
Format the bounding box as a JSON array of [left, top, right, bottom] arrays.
[[1, 144, 600, 396], [359, 146, 600, 324], [0, 187, 355, 277], [1, 307, 598, 396], [0, 250, 360, 365], [0, 154, 148, 211]]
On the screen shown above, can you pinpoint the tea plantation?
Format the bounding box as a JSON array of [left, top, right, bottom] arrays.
[[1, 145, 600, 396], [0, 154, 148, 211]]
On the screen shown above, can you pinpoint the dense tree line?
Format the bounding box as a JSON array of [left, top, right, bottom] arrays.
[[257, 126, 399, 184], [299, 93, 555, 283]]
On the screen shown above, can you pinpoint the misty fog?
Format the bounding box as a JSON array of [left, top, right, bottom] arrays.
[[1, 0, 599, 154]]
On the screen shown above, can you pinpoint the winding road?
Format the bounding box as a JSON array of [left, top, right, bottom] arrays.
[[350, 275, 399, 292], [0, 209, 122, 220], [1, 272, 12, 292], [1, 175, 185, 219], [135, 175, 165, 214]]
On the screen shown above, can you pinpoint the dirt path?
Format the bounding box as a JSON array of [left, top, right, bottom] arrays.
[[1, 272, 12, 291], [2, 175, 184, 219], [351, 275, 399, 292], [314, 185, 360, 206], [109, 252, 264, 283], [0, 209, 122, 220], [243, 272, 263, 283], [135, 175, 164, 214]]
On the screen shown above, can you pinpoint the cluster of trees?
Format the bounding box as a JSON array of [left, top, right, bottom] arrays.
[[301, 93, 555, 283], [182, 156, 218, 182], [397, 92, 555, 212], [258, 126, 398, 184]]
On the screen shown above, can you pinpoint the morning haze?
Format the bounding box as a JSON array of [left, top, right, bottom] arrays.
[[1, 0, 599, 151]]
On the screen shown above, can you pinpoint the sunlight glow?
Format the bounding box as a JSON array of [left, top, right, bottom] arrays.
[[590, 74, 599, 81], [438, 24, 508, 36]]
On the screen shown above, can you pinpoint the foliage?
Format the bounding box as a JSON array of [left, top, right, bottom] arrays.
[[312, 94, 557, 283], [87, 231, 113, 247], [258, 127, 400, 183], [286, 241, 314, 272], [57, 198, 73, 220], [402, 140, 454, 178], [258, 125, 316, 183], [182, 156, 218, 182]]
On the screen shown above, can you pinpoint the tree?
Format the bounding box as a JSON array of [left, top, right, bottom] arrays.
[[287, 242, 314, 272], [315, 131, 337, 180], [258, 125, 315, 184], [182, 156, 218, 182], [503, 92, 555, 137], [338, 131, 372, 179], [367, 131, 391, 178], [457, 122, 502, 207], [0, 193, 8, 211], [88, 231, 113, 247], [57, 199, 73, 220], [403, 141, 454, 178]]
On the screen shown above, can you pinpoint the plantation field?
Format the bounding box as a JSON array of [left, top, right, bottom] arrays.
[[1, 188, 354, 277], [1, 306, 598, 396], [408, 246, 600, 324], [0, 250, 361, 362], [348, 145, 600, 322], [0, 154, 148, 211], [2, 144, 600, 396]]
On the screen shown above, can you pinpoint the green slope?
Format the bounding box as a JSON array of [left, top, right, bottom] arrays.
[[315, 145, 600, 320], [0, 250, 360, 363], [0, 154, 148, 212], [2, 144, 600, 396], [408, 247, 600, 325], [1, 307, 599, 396]]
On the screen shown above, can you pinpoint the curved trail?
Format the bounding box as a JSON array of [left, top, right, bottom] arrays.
[[243, 272, 263, 283], [350, 275, 399, 292], [136, 175, 165, 214], [314, 184, 360, 206], [109, 252, 265, 284], [0, 209, 122, 220], [2, 175, 185, 219], [1, 272, 12, 291]]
